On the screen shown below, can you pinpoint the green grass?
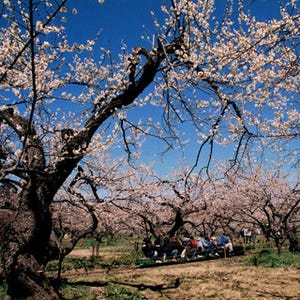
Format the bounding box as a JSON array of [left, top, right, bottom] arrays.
[[249, 249, 300, 268], [103, 284, 147, 300], [46, 253, 136, 276], [80, 235, 135, 248], [0, 284, 7, 300], [60, 284, 95, 300], [46, 256, 104, 273], [59, 283, 147, 300]]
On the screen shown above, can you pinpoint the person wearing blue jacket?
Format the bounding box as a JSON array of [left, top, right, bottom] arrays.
[[217, 233, 233, 254]]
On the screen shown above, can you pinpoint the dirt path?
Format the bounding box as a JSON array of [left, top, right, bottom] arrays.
[[68, 246, 125, 259]]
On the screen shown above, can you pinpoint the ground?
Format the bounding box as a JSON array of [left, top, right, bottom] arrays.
[[65, 247, 300, 300]]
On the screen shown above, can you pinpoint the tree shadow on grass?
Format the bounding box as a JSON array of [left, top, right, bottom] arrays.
[[62, 277, 181, 292]]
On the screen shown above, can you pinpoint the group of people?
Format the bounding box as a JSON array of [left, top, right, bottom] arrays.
[[142, 232, 233, 261], [239, 226, 262, 244]]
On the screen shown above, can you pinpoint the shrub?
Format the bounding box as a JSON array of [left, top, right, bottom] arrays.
[[249, 249, 300, 268]]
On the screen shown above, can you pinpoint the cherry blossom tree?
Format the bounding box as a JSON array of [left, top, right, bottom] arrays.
[[51, 149, 140, 273], [117, 172, 197, 238], [208, 165, 300, 254], [104, 165, 226, 241], [0, 0, 299, 298], [97, 161, 299, 254]]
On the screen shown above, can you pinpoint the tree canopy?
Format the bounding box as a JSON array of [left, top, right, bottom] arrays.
[[0, 0, 299, 299]]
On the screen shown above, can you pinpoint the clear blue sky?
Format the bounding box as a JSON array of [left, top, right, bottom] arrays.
[[67, 0, 285, 50], [64, 0, 294, 176], [67, 0, 163, 49]]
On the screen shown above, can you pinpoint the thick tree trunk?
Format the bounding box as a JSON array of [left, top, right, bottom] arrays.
[[1, 182, 60, 299], [3, 251, 59, 300], [287, 230, 300, 252]]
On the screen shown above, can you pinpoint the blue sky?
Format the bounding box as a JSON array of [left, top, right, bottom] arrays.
[[67, 0, 163, 49], [67, 0, 285, 50], [63, 0, 295, 176]]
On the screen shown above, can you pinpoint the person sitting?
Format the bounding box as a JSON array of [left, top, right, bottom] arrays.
[[197, 236, 213, 255], [142, 237, 156, 258], [180, 236, 189, 259], [180, 235, 198, 260], [153, 235, 163, 257], [196, 235, 218, 257], [162, 233, 182, 262], [217, 233, 233, 255]]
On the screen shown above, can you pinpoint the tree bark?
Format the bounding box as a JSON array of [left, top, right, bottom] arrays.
[[287, 229, 300, 252], [1, 181, 60, 299]]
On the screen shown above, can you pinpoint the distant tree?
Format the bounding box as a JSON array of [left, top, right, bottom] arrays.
[[0, 0, 299, 298], [213, 167, 300, 254]]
